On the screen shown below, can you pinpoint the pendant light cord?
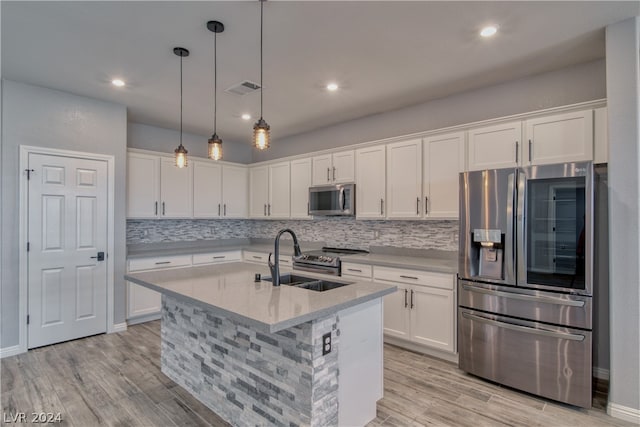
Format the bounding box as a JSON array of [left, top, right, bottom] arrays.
[[260, 0, 264, 119], [180, 53, 183, 146], [213, 32, 217, 134]]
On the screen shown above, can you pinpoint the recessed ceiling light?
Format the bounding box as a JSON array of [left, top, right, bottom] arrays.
[[326, 83, 339, 92], [111, 79, 126, 87], [480, 25, 498, 38], [241, 113, 251, 120]]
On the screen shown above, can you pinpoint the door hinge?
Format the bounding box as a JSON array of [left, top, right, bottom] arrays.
[[27, 242, 30, 252], [27, 315, 30, 325], [25, 169, 35, 180]]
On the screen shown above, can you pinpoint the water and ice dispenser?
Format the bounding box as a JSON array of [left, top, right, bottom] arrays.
[[472, 229, 504, 280]]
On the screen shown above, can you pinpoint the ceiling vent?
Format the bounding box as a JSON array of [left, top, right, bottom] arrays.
[[226, 80, 261, 96]]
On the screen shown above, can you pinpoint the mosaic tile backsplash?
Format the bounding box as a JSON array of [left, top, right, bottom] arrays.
[[127, 218, 459, 251]]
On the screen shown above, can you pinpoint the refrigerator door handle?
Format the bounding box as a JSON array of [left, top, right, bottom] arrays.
[[461, 284, 585, 307], [504, 172, 515, 284], [516, 171, 527, 285], [461, 312, 585, 341]]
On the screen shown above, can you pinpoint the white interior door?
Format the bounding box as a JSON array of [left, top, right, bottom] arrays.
[[27, 153, 108, 348]]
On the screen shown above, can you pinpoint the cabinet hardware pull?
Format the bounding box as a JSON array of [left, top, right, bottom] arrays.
[[400, 275, 419, 280], [213, 256, 225, 259], [347, 268, 362, 272], [425, 196, 428, 215], [264, 204, 267, 216], [155, 202, 158, 215], [253, 255, 262, 259], [410, 289, 414, 309], [528, 139, 532, 161], [327, 167, 330, 182], [380, 198, 384, 215], [162, 202, 165, 215], [416, 197, 420, 215], [332, 166, 336, 181], [404, 289, 408, 308], [224, 204, 227, 216], [515, 141, 519, 163], [218, 203, 221, 216], [155, 261, 171, 265], [268, 204, 271, 216]]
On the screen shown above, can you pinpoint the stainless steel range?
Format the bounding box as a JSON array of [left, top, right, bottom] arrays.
[[293, 247, 368, 276]]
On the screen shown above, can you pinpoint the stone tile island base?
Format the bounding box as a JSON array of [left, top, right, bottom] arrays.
[[161, 295, 340, 426]]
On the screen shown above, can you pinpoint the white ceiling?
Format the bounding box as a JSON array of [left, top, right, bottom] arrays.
[[2, 1, 639, 145]]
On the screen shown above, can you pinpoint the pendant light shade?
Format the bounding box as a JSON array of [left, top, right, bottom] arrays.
[[207, 20, 224, 161], [253, 0, 270, 150], [174, 47, 189, 168]]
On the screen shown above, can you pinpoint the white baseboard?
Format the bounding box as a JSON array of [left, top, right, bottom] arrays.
[[593, 367, 610, 380], [608, 402, 640, 423], [110, 322, 128, 333], [0, 344, 25, 359], [384, 336, 459, 364]]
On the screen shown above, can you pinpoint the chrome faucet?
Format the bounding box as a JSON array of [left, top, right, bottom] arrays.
[[268, 229, 302, 286]]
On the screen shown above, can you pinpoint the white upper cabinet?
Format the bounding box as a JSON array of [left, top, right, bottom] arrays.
[[159, 158, 193, 218], [594, 107, 608, 164], [221, 164, 248, 218], [127, 152, 160, 218], [423, 132, 465, 219], [193, 160, 223, 218], [467, 121, 522, 171], [290, 158, 312, 219], [525, 110, 593, 165], [249, 161, 290, 219], [249, 166, 269, 218], [386, 139, 422, 219], [356, 146, 386, 219], [268, 162, 291, 218], [311, 150, 355, 185]]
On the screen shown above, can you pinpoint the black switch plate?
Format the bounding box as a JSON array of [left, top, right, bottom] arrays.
[[322, 332, 331, 355]]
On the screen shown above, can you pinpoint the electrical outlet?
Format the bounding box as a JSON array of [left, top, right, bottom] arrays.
[[322, 332, 331, 355], [373, 230, 380, 239]]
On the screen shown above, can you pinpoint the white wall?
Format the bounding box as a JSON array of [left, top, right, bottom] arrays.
[[128, 122, 252, 164], [1, 80, 128, 348], [253, 59, 606, 162], [605, 17, 640, 419]]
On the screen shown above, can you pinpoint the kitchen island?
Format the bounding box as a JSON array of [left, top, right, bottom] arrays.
[[125, 262, 396, 427]]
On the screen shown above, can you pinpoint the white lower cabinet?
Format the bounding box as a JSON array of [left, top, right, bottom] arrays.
[[376, 266, 455, 354], [191, 250, 242, 265], [127, 254, 192, 322]]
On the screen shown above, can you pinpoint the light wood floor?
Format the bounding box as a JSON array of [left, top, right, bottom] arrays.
[[1, 321, 633, 427]]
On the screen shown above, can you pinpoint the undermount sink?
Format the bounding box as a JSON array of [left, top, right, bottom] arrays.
[[262, 273, 352, 292]]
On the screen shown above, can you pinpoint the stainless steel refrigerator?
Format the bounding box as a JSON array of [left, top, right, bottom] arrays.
[[458, 161, 594, 408]]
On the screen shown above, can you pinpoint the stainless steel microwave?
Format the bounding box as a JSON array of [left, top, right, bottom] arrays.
[[308, 184, 355, 216]]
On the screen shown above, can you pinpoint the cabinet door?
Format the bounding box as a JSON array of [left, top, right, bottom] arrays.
[[409, 286, 455, 352], [525, 110, 593, 165], [423, 132, 464, 219], [193, 160, 222, 218], [269, 162, 291, 218], [383, 285, 410, 339], [127, 152, 160, 218], [290, 158, 312, 219], [468, 121, 522, 171], [249, 166, 269, 218], [127, 282, 161, 318], [312, 154, 332, 185], [222, 165, 248, 218], [386, 139, 422, 218], [332, 150, 355, 183], [160, 158, 193, 218], [356, 146, 386, 219]]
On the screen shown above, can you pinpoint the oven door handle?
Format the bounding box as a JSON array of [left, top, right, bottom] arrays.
[[461, 312, 585, 341], [461, 284, 585, 307]]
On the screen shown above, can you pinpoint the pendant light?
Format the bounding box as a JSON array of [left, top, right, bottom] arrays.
[[174, 47, 189, 168], [253, 0, 270, 150], [207, 20, 224, 161]]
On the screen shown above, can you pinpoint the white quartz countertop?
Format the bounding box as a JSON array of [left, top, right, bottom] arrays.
[[125, 262, 396, 333]]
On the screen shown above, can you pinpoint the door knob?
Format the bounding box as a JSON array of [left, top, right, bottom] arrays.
[[90, 252, 105, 261]]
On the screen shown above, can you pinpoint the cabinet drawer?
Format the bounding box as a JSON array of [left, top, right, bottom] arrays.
[[244, 251, 269, 264], [341, 262, 372, 278], [128, 254, 192, 272], [192, 250, 241, 265], [373, 266, 454, 290]]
